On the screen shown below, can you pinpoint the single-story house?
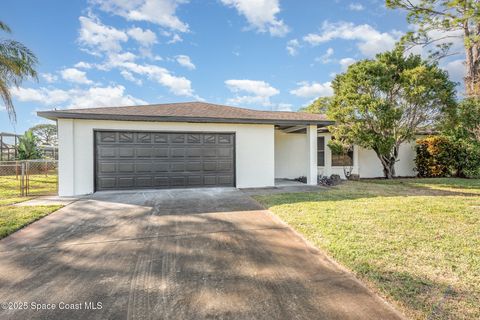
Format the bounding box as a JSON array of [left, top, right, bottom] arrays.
[[38, 102, 416, 197]]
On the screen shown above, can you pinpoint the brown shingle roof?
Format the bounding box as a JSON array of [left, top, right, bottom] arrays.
[[38, 102, 332, 125]]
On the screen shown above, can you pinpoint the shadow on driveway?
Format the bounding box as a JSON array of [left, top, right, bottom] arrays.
[[0, 188, 404, 320]]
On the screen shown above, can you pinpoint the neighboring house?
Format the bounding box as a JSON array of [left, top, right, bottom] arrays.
[[38, 102, 416, 197]]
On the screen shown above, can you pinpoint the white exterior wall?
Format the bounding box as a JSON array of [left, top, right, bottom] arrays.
[[358, 141, 416, 178], [57, 119, 275, 196], [274, 130, 307, 179], [317, 132, 416, 179]]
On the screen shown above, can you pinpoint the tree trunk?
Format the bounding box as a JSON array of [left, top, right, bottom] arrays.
[[464, 24, 480, 97], [379, 156, 396, 179], [375, 145, 399, 179]]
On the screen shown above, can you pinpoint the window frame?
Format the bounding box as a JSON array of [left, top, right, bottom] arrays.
[[317, 136, 325, 167]]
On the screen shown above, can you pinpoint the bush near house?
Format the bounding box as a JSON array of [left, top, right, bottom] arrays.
[[416, 136, 480, 178]]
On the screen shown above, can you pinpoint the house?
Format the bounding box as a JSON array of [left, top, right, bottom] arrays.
[[38, 102, 417, 197]]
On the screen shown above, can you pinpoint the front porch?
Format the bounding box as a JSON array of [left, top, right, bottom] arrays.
[[274, 125, 359, 182]]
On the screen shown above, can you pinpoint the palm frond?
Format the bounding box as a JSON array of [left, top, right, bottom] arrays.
[[0, 37, 38, 122], [0, 21, 11, 33], [0, 78, 15, 122]]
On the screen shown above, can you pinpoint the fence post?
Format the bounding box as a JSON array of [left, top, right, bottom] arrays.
[[20, 162, 25, 197]]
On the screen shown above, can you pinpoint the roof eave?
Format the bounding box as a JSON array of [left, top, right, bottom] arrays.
[[37, 111, 334, 126]]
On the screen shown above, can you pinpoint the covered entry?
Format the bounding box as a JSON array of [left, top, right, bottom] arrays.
[[95, 131, 235, 191]]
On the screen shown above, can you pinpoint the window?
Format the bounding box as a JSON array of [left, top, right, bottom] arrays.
[[332, 149, 354, 166], [317, 137, 325, 166]]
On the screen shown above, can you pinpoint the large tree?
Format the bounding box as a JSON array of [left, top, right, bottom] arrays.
[[386, 0, 480, 96], [0, 21, 38, 122], [299, 97, 332, 114], [30, 123, 57, 146], [329, 47, 456, 178]]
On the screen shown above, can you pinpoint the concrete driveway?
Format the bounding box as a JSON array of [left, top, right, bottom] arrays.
[[0, 188, 403, 320]]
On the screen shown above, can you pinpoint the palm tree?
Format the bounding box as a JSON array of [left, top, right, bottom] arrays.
[[0, 21, 38, 122]]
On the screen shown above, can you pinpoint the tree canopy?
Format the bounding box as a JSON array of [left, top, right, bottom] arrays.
[[328, 46, 456, 178], [30, 124, 57, 146], [386, 0, 480, 96], [299, 97, 332, 114]]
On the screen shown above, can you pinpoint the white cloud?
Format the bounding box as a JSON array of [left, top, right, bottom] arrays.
[[221, 0, 289, 37], [74, 61, 93, 69], [275, 103, 292, 111], [167, 33, 183, 44], [349, 3, 364, 11], [443, 59, 465, 84], [12, 87, 70, 105], [290, 81, 333, 98], [303, 21, 399, 57], [175, 55, 196, 70], [12, 85, 146, 109], [120, 70, 143, 85], [91, 0, 189, 33], [315, 47, 334, 64], [41, 73, 58, 83], [114, 61, 195, 96], [127, 27, 158, 46], [78, 15, 128, 54], [60, 68, 94, 85], [339, 57, 356, 70], [225, 79, 279, 106], [286, 39, 300, 56]]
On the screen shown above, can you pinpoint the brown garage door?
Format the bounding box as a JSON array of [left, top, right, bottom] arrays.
[[95, 131, 235, 191]]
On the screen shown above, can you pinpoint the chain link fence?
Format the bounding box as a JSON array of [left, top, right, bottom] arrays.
[[0, 160, 58, 197]]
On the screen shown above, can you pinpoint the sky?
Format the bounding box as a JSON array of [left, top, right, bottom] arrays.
[[1, 0, 465, 134]]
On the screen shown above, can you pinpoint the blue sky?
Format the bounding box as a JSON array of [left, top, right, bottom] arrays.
[[1, 0, 465, 133]]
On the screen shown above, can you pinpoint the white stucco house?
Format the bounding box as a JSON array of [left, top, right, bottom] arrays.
[[38, 102, 417, 197]]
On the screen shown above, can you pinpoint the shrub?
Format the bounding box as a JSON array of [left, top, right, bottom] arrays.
[[415, 135, 480, 178], [415, 136, 453, 177]]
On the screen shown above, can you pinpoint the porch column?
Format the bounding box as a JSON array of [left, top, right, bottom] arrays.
[[306, 125, 318, 185]]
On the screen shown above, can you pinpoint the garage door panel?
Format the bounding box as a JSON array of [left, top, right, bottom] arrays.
[[95, 131, 234, 190], [218, 148, 232, 158], [99, 147, 116, 158], [203, 148, 217, 157], [171, 148, 185, 157], [118, 177, 134, 188], [135, 163, 152, 173], [154, 177, 169, 187], [170, 176, 186, 186], [99, 177, 116, 189], [98, 163, 115, 173], [217, 161, 232, 171], [188, 176, 202, 185], [153, 163, 169, 172], [203, 161, 217, 171], [204, 176, 217, 185], [136, 148, 152, 158], [186, 148, 202, 157], [171, 163, 185, 172], [118, 163, 134, 173], [218, 176, 233, 185], [135, 177, 153, 187], [186, 162, 202, 171], [153, 148, 168, 158]]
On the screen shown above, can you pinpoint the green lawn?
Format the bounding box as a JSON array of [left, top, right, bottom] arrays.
[[255, 178, 480, 320], [0, 174, 61, 239]]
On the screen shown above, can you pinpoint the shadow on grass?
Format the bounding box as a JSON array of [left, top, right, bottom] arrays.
[[355, 263, 471, 320], [253, 180, 480, 207]]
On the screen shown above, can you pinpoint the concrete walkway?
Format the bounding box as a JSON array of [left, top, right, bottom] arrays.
[[0, 188, 403, 320]]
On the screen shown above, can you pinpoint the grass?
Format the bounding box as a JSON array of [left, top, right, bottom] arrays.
[[0, 205, 62, 239], [0, 174, 61, 239], [255, 178, 480, 320]]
